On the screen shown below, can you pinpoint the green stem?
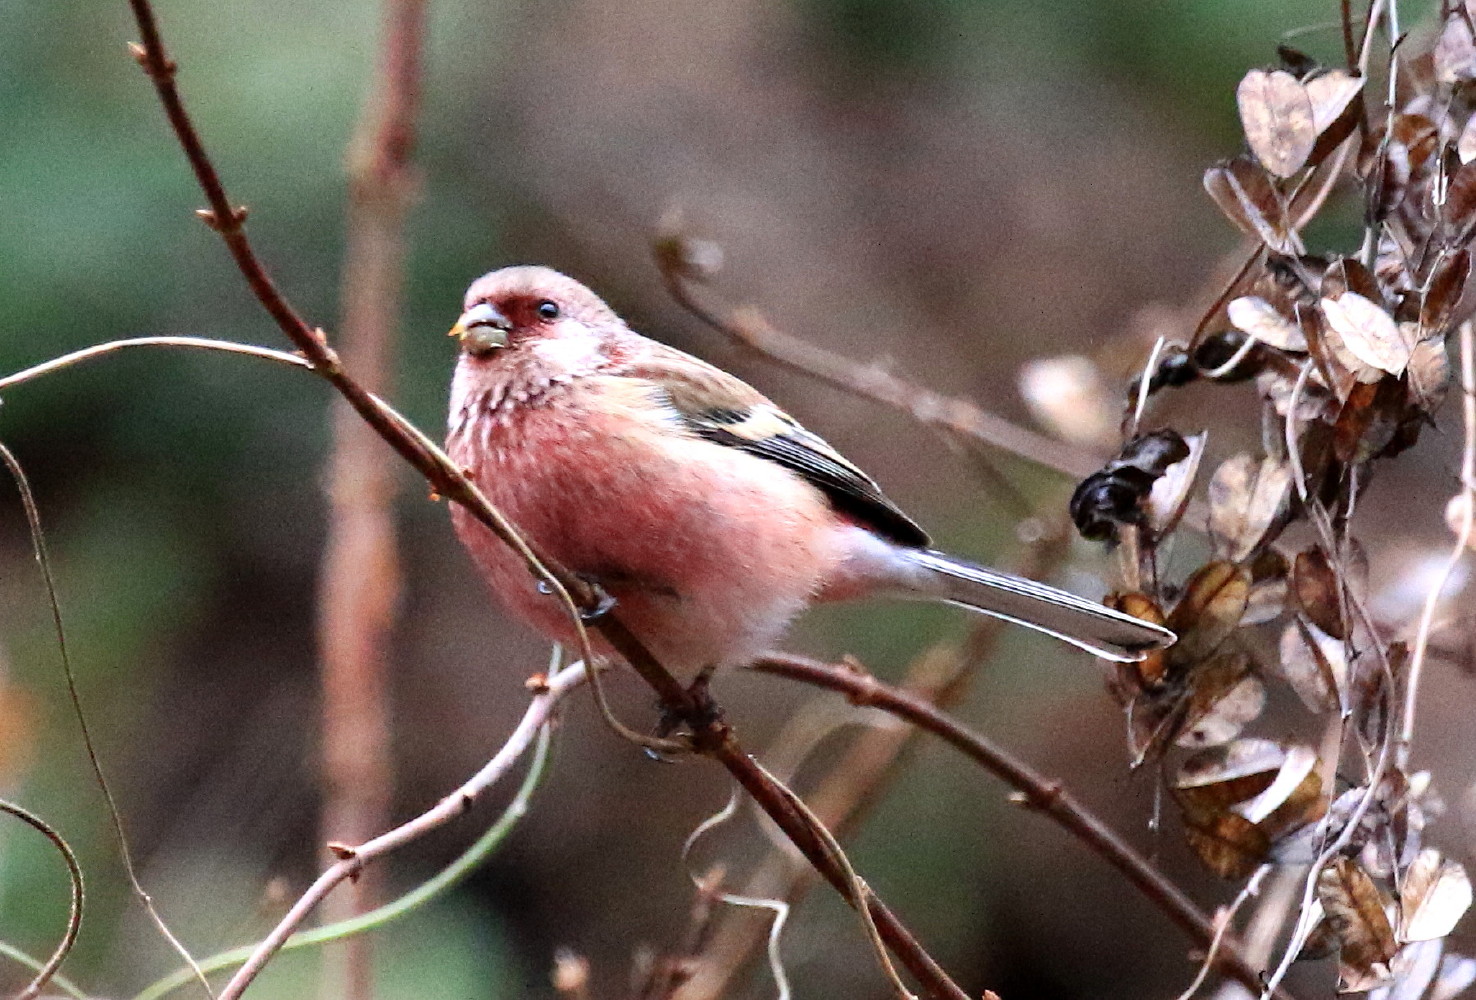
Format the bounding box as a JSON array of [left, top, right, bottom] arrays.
[[130, 723, 554, 1000], [0, 942, 90, 1000]]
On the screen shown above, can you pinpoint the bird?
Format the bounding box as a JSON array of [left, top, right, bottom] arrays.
[[445, 265, 1174, 684]]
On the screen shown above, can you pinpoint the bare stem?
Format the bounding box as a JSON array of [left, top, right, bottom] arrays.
[[654, 252, 1103, 480], [1398, 320, 1476, 766], [216, 664, 586, 1000], [750, 653, 1301, 1000], [0, 798, 83, 1000]]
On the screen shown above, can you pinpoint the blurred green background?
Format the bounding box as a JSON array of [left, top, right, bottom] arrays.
[[3, 1, 1469, 998]]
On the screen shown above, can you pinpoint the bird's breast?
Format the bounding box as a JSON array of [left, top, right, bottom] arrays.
[[446, 374, 851, 675]]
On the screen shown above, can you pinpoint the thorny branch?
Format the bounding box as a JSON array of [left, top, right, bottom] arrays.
[[122, 4, 974, 997]]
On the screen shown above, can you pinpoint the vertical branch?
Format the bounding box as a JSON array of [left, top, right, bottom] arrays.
[[316, 0, 426, 996]]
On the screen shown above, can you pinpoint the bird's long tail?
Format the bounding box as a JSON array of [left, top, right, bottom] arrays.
[[893, 549, 1175, 662]]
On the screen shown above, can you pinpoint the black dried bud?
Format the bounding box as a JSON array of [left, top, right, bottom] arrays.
[[1069, 430, 1191, 542], [1127, 345, 1201, 403], [1193, 330, 1262, 382]]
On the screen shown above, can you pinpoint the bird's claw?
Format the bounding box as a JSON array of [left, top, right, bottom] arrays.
[[578, 581, 617, 622]]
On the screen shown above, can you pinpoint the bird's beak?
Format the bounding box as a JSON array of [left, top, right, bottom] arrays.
[[450, 302, 512, 355]]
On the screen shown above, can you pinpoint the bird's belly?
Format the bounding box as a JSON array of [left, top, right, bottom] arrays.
[[450, 406, 845, 679]]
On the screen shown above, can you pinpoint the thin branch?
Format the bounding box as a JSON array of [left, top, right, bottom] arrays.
[[750, 653, 1302, 1000], [215, 663, 586, 1000], [131, 714, 556, 1000], [654, 249, 1103, 480], [1399, 320, 1476, 765], [0, 798, 83, 1000], [0, 440, 210, 995], [0, 943, 88, 1000], [0, 337, 311, 392]]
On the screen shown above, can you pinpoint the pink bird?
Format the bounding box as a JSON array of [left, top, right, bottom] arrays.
[[446, 266, 1173, 683]]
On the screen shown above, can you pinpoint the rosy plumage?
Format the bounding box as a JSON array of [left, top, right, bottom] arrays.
[[446, 265, 1173, 681]]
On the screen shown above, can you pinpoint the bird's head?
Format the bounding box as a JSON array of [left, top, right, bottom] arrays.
[[450, 265, 620, 359]]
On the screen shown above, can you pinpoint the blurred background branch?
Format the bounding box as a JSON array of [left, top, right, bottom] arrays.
[[316, 0, 427, 996]]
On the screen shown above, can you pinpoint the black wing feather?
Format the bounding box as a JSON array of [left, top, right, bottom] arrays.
[[690, 411, 931, 548]]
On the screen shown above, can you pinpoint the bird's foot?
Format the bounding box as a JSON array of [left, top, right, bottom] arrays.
[[576, 577, 617, 622], [646, 670, 722, 760]]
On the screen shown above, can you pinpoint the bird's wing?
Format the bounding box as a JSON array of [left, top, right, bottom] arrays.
[[615, 346, 931, 547]]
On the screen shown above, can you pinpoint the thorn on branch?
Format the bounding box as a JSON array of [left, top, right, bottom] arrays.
[[194, 205, 248, 231], [127, 40, 176, 77], [524, 672, 551, 694], [1007, 781, 1063, 811]]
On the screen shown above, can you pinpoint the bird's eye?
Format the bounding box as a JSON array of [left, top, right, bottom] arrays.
[[536, 300, 560, 320]]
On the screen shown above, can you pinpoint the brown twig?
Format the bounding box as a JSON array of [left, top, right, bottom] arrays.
[[0, 798, 83, 1000], [123, 6, 972, 997], [315, 0, 427, 995], [654, 251, 1104, 480], [217, 664, 587, 1000], [750, 653, 1302, 1000]]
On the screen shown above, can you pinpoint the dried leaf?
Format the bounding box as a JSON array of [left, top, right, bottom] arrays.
[[1444, 162, 1476, 240], [1459, 115, 1476, 165], [1333, 376, 1413, 464], [1181, 803, 1271, 879], [1108, 592, 1170, 690], [1320, 857, 1399, 992], [1239, 69, 1318, 177], [1228, 295, 1309, 351], [1259, 367, 1337, 421], [1245, 548, 1291, 625], [1237, 744, 1323, 831], [1370, 142, 1414, 226], [1208, 454, 1294, 563], [1279, 617, 1348, 712], [1435, 13, 1476, 84], [1293, 547, 1347, 638], [1354, 641, 1400, 750], [1177, 738, 1287, 811], [1325, 258, 1385, 303], [1167, 562, 1252, 663], [1322, 292, 1418, 375], [1392, 115, 1441, 175], [1176, 654, 1265, 749], [1306, 70, 1365, 155], [1205, 156, 1294, 252], [1300, 904, 1341, 961], [1409, 337, 1452, 414], [1177, 738, 1324, 848], [1399, 850, 1473, 943], [1421, 250, 1470, 337], [1146, 431, 1206, 538]]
